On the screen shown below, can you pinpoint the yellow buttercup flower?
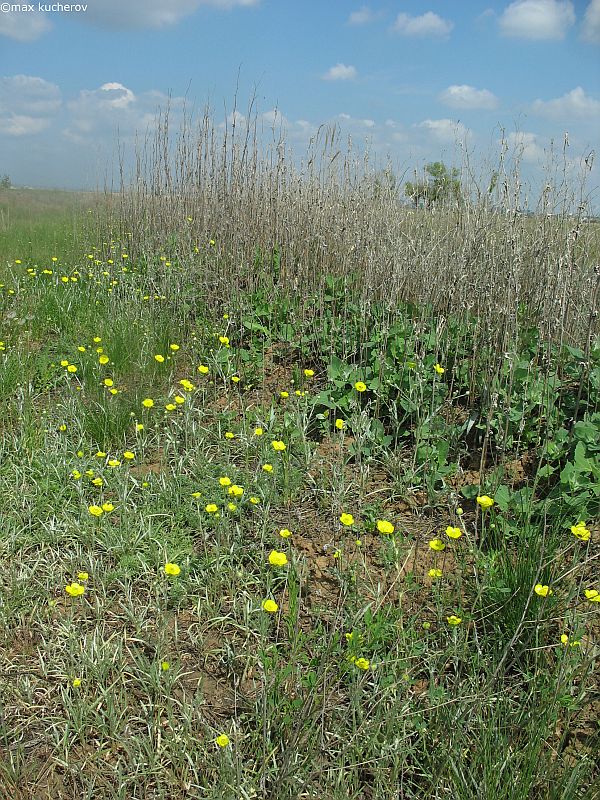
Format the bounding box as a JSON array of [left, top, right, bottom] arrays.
[[72, 678, 82, 687], [429, 539, 445, 551], [123, 451, 135, 460], [77, 572, 89, 581], [170, 344, 180, 351], [271, 440, 286, 451], [154, 354, 165, 363], [584, 588, 599, 602], [142, 398, 154, 408], [428, 568, 442, 578], [354, 381, 367, 392], [254, 427, 264, 436], [262, 599, 278, 613], [534, 584, 552, 598], [377, 520, 394, 535], [249, 496, 260, 505], [99, 355, 109, 365], [476, 495, 494, 510], [445, 526, 462, 539], [335, 418, 345, 430], [354, 657, 370, 670], [197, 364, 209, 374], [164, 562, 181, 576], [447, 615, 462, 625], [279, 528, 292, 538], [88, 505, 103, 516], [262, 463, 273, 472], [228, 485, 244, 497], [205, 503, 218, 513], [215, 734, 230, 747], [268, 550, 288, 567], [571, 522, 590, 541], [225, 432, 235, 439], [340, 513, 354, 526], [434, 363, 445, 375], [101, 503, 114, 512], [219, 477, 232, 487], [65, 582, 85, 597], [218, 336, 229, 346]]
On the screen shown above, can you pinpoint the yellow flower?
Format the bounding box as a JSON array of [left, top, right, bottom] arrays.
[[354, 657, 370, 670], [280, 391, 289, 399], [170, 344, 180, 351], [218, 336, 229, 346], [205, 504, 218, 513], [340, 513, 354, 526], [428, 568, 442, 578], [103, 378, 114, 387], [77, 572, 89, 581], [279, 528, 292, 538], [268, 550, 288, 567], [191, 491, 201, 498], [354, 381, 367, 392], [434, 363, 445, 375], [91, 477, 103, 487], [584, 588, 599, 602], [71, 470, 82, 479], [229, 485, 244, 497], [231, 376, 240, 384], [227, 502, 237, 511], [197, 364, 209, 374], [262, 599, 278, 613], [154, 354, 165, 363], [571, 522, 591, 541], [219, 477, 232, 486], [99, 355, 109, 365], [225, 432, 235, 439], [429, 539, 445, 551], [445, 526, 462, 539], [60, 359, 69, 367], [135, 423, 144, 431], [58, 424, 67, 432], [108, 459, 121, 467], [249, 496, 260, 505], [304, 369, 314, 377], [161, 661, 170, 671], [377, 520, 394, 535], [335, 418, 345, 430], [476, 495, 494, 510], [165, 403, 176, 412], [67, 364, 77, 373], [271, 440, 286, 451], [215, 734, 230, 748], [123, 451, 135, 460], [254, 427, 264, 436], [101, 503, 114, 512], [88, 505, 103, 516], [96, 451, 107, 458], [174, 395, 185, 405], [447, 615, 462, 625], [65, 582, 85, 596], [72, 678, 82, 687], [164, 562, 181, 576], [534, 584, 552, 597], [179, 379, 195, 391], [262, 463, 273, 473], [142, 398, 154, 408]]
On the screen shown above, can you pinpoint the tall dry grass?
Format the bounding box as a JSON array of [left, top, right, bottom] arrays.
[[106, 102, 599, 358]]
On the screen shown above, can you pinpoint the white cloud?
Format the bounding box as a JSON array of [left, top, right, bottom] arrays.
[[392, 11, 453, 37], [338, 113, 375, 128], [0, 115, 51, 136], [581, 0, 600, 42], [532, 86, 600, 118], [417, 118, 470, 143], [505, 131, 546, 162], [348, 6, 376, 25], [0, 75, 61, 136], [83, 0, 259, 30], [322, 63, 357, 81], [0, 10, 52, 41], [499, 0, 575, 40], [439, 85, 498, 110]]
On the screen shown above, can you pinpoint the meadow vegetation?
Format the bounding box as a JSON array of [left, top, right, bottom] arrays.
[[0, 113, 598, 799]]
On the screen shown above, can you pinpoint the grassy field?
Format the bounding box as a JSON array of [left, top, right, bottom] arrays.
[[0, 156, 599, 800]]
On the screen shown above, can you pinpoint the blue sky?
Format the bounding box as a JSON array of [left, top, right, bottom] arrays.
[[0, 0, 598, 199]]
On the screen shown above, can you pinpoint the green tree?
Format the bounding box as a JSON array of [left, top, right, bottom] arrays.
[[0, 174, 11, 189], [405, 162, 461, 208]]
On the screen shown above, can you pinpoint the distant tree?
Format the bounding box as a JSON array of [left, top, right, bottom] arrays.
[[0, 174, 11, 189], [405, 162, 461, 208]]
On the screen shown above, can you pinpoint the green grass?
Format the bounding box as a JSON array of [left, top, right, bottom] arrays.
[[0, 195, 598, 800]]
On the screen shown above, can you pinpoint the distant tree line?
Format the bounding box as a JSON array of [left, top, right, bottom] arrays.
[[405, 162, 461, 208], [0, 174, 11, 189]]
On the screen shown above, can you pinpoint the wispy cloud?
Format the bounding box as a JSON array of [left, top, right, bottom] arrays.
[[499, 0, 575, 40], [348, 6, 376, 25], [439, 85, 498, 110], [0, 10, 52, 41], [322, 63, 357, 81], [581, 0, 600, 42], [391, 11, 453, 37], [532, 87, 600, 118]]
